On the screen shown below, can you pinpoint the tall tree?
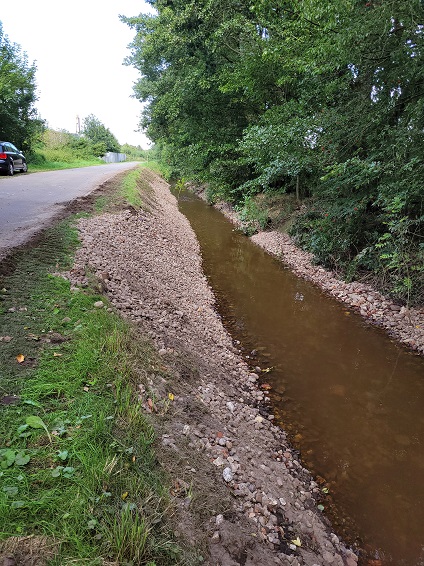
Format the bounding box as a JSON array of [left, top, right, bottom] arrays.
[[123, 0, 424, 301], [0, 22, 42, 150], [82, 114, 120, 153]]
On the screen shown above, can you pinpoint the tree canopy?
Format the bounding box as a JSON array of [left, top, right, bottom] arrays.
[[0, 22, 43, 151], [123, 0, 424, 302], [82, 114, 120, 153]]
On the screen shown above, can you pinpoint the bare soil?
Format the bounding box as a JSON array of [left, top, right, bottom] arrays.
[[65, 170, 359, 566]]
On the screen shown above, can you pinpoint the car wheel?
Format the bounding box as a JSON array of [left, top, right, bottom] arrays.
[[21, 161, 28, 173], [7, 161, 14, 176]]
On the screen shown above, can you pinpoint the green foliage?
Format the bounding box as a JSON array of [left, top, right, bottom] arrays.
[[30, 128, 106, 170], [82, 114, 120, 153], [236, 195, 270, 236], [0, 22, 44, 151], [123, 0, 424, 302], [120, 143, 148, 160]]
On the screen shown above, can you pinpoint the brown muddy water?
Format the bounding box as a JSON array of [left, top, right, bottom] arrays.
[[175, 189, 424, 565]]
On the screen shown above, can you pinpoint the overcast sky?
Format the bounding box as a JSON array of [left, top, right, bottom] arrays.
[[1, 1, 152, 148]]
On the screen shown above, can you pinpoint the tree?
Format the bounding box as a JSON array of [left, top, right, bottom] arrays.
[[123, 0, 424, 302], [0, 22, 43, 151], [121, 1, 257, 186], [82, 114, 120, 153]]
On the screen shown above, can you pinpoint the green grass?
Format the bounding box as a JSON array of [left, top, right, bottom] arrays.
[[28, 159, 106, 173], [139, 160, 167, 177], [0, 175, 194, 564], [120, 167, 144, 208], [27, 152, 107, 173]]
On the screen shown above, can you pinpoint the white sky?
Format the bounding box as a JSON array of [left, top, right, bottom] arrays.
[[0, 1, 152, 148]]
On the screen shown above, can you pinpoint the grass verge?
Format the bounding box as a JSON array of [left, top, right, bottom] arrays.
[[0, 176, 193, 565], [28, 158, 106, 173]]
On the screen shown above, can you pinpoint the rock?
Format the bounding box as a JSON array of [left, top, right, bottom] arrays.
[[322, 551, 335, 563], [213, 456, 225, 467], [226, 401, 235, 413], [223, 467, 233, 482], [94, 300, 104, 308], [216, 514, 224, 526], [211, 531, 220, 543]]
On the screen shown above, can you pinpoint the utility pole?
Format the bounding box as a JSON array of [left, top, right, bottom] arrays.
[[76, 115, 81, 135]]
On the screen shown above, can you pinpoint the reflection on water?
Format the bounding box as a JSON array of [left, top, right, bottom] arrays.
[[176, 189, 424, 565]]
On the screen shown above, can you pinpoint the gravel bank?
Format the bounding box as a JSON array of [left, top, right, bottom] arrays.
[[211, 200, 424, 357], [68, 170, 358, 566]]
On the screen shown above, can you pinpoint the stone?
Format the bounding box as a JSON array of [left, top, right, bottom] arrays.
[[223, 467, 233, 482], [226, 401, 235, 412], [94, 300, 104, 308], [216, 514, 224, 526], [322, 551, 335, 563]]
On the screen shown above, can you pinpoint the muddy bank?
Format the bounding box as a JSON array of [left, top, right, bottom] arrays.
[[68, 170, 357, 566], [207, 198, 424, 357]]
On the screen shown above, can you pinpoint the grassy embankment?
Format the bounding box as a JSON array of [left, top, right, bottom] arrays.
[[26, 129, 152, 173], [28, 157, 105, 173], [0, 168, 196, 565]]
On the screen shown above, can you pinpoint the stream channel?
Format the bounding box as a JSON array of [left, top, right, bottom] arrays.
[[175, 188, 424, 565]]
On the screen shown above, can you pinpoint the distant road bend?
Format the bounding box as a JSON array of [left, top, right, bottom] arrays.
[[0, 162, 138, 260]]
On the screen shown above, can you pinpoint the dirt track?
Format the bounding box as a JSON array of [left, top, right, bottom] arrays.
[[67, 170, 358, 566]]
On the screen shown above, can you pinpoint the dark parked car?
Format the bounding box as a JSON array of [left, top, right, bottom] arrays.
[[0, 142, 28, 175]]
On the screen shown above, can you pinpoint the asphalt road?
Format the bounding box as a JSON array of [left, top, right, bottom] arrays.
[[0, 162, 139, 260]]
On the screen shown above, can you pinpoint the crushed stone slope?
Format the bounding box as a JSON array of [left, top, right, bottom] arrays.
[[68, 170, 358, 566]]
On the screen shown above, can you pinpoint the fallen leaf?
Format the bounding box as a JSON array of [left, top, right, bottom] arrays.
[[168, 392, 174, 401], [121, 492, 129, 500], [83, 386, 89, 392], [16, 354, 25, 364], [53, 352, 63, 357], [147, 398, 153, 409], [261, 383, 272, 390], [0, 336, 13, 342], [291, 537, 302, 547]]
